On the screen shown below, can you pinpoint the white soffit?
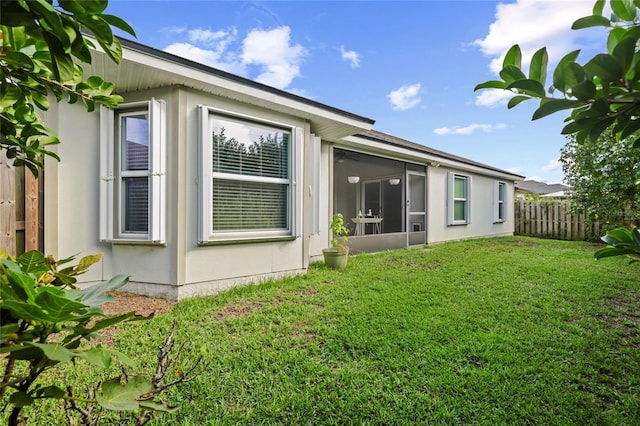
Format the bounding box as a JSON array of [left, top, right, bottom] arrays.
[[84, 40, 374, 141]]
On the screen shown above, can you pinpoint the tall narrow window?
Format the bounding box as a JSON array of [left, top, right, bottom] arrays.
[[448, 172, 471, 225], [495, 181, 507, 222], [100, 99, 166, 243], [199, 107, 300, 242], [119, 110, 150, 234]]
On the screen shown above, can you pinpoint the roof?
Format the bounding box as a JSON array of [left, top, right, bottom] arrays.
[[85, 36, 375, 140], [515, 180, 568, 195], [354, 129, 526, 179]]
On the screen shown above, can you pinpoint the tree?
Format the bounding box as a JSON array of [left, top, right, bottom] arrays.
[[474, 0, 640, 148], [1, 0, 135, 176], [560, 130, 640, 228]]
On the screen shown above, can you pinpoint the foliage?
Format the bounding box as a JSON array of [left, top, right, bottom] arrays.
[[0, 250, 184, 425], [474, 0, 640, 147], [18, 237, 640, 424], [329, 213, 350, 251], [1, 0, 135, 175], [560, 130, 640, 226], [595, 226, 640, 262]]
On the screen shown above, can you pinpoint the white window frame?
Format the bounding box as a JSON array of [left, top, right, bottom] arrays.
[[494, 181, 507, 223], [198, 105, 302, 244], [447, 172, 471, 226], [99, 99, 166, 243]]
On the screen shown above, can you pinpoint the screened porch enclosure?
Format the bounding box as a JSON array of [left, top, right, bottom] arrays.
[[333, 149, 426, 252]]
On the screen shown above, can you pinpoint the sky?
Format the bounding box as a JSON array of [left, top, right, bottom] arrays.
[[105, 0, 609, 184]]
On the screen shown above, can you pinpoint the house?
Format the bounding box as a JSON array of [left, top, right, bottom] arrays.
[[3, 37, 524, 300], [515, 180, 569, 200]]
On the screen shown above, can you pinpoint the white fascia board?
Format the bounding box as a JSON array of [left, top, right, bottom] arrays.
[[338, 135, 521, 181], [95, 42, 374, 138]]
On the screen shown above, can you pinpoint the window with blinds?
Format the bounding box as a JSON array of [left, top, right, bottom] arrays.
[[100, 99, 166, 243], [209, 115, 291, 234], [119, 111, 150, 234]]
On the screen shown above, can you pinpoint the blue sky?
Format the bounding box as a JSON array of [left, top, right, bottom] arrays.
[[106, 0, 606, 183]]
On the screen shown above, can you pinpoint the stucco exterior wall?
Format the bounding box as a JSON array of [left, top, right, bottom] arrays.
[[426, 166, 514, 244]]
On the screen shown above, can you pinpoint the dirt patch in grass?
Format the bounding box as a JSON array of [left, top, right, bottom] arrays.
[[212, 300, 266, 321], [102, 291, 175, 317], [601, 291, 640, 346]]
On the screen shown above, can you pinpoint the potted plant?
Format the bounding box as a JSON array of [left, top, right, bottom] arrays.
[[323, 213, 350, 269]]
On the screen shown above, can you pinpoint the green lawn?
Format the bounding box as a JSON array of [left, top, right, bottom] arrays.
[[10, 237, 640, 425]]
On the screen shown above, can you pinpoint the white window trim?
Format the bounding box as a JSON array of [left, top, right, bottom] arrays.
[[198, 105, 302, 244], [99, 99, 166, 243], [494, 181, 507, 223], [447, 172, 471, 226]]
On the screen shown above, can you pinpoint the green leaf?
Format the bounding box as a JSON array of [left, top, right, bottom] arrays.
[[96, 376, 155, 411], [572, 15, 611, 29], [528, 47, 548, 86], [553, 50, 581, 93], [17, 250, 47, 273], [499, 65, 526, 84], [506, 79, 546, 97], [608, 27, 628, 54], [532, 99, 581, 120], [611, 0, 637, 21], [588, 117, 615, 141], [593, 0, 606, 15], [35, 385, 67, 399], [507, 95, 530, 109], [612, 36, 637, 74], [605, 227, 635, 244], [9, 391, 34, 408], [584, 53, 623, 83], [563, 62, 586, 89], [503, 45, 522, 69], [102, 14, 137, 37], [81, 0, 109, 14], [570, 80, 596, 101], [5, 51, 35, 71], [75, 346, 113, 368], [58, 0, 86, 14], [32, 290, 91, 323], [594, 246, 629, 259], [0, 85, 23, 109], [26, 342, 76, 362], [81, 274, 130, 308]]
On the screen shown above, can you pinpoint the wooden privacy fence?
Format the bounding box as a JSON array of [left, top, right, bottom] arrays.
[[0, 151, 43, 256], [514, 200, 604, 241]]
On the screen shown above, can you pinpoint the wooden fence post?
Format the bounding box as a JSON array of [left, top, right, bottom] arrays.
[[0, 151, 16, 255]]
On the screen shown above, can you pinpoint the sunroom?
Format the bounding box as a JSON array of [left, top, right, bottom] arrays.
[[332, 147, 428, 253]]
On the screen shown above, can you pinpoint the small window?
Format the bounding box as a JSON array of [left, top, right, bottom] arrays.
[[199, 106, 301, 243], [495, 181, 507, 222], [448, 172, 471, 225], [100, 99, 166, 243]]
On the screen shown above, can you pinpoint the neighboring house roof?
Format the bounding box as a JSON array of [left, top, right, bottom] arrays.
[[85, 36, 376, 141], [351, 129, 526, 180], [515, 180, 568, 195]]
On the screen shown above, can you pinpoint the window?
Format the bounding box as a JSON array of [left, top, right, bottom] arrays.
[[448, 172, 471, 225], [198, 106, 300, 242], [494, 181, 507, 222], [100, 99, 166, 242]]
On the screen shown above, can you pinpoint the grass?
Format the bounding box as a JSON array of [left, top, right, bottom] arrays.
[[6, 237, 640, 425]]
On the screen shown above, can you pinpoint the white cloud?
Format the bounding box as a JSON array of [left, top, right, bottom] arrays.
[[433, 123, 506, 136], [188, 28, 237, 49], [387, 84, 422, 111], [473, 0, 599, 106], [163, 25, 305, 90], [241, 26, 306, 89], [474, 89, 514, 107], [164, 42, 246, 76], [474, 0, 595, 74], [542, 158, 562, 172], [340, 46, 360, 68]]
